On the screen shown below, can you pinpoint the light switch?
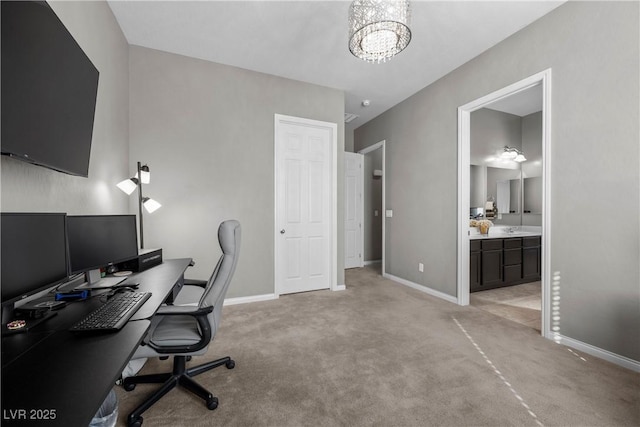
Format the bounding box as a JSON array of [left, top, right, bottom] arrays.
[[385, 210, 393, 218], [374, 210, 379, 217]]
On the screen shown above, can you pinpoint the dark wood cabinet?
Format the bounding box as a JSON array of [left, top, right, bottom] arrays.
[[470, 235, 541, 292], [522, 237, 541, 281], [481, 248, 503, 288], [470, 240, 481, 291]]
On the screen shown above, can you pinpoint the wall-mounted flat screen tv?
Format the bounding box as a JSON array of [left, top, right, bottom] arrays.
[[1, 1, 99, 177]]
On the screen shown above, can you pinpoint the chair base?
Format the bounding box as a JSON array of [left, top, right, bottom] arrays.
[[123, 355, 235, 427]]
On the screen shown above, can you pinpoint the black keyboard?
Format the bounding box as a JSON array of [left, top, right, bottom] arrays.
[[70, 292, 151, 333]]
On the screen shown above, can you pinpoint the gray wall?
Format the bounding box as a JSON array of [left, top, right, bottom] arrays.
[[363, 149, 383, 262], [355, 2, 639, 361], [521, 112, 543, 178], [1, 1, 130, 215], [521, 112, 542, 226], [345, 128, 355, 153], [128, 46, 345, 299], [470, 108, 522, 167]]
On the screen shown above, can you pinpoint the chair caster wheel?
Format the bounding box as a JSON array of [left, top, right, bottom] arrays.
[[226, 360, 235, 369], [159, 356, 169, 360], [123, 381, 136, 392], [207, 396, 219, 410], [128, 415, 143, 427]]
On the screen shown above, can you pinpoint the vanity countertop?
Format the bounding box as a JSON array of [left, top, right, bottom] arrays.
[[469, 226, 542, 240], [470, 231, 541, 240]]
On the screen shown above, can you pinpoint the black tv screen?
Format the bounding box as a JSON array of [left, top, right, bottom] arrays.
[[1, 213, 69, 305], [66, 215, 139, 274], [1, 1, 99, 177]]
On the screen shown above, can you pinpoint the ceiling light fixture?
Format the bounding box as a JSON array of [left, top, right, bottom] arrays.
[[348, 0, 412, 64]]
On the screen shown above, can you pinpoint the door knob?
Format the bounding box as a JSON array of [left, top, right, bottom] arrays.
[[280, 229, 286, 234]]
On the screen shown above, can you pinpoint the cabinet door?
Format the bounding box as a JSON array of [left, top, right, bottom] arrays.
[[522, 246, 541, 281], [481, 249, 503, 287], [503, 248, 522, 266], [470, 251, 481, 291]]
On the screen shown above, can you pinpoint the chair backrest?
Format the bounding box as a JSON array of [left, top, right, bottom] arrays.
[[199, 220, 241, 336]]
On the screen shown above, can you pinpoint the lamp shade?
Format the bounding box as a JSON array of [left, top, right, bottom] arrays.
[[140, 165, 151, 184], [117, 178, 138, 195], [501, 147, 518, 159], [142, 197, 162, 214]]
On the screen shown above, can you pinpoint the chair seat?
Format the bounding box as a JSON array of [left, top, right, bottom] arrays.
[[150, 315, 201, 347]]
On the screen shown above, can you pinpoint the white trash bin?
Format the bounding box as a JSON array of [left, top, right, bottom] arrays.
[[89, 389, 118, 427]]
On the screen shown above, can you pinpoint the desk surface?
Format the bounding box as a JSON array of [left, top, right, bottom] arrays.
[[1, 258, 192, 427]]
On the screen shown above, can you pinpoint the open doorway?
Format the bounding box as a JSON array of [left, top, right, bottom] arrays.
[[359, 140, 386, 277], [457, 70, 552, 338]]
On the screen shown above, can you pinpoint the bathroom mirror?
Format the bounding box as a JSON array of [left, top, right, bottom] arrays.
[[486, 166, 520, 214], [470, 165, 521, 216], [523, 176, 542, 214], [495, 178, 521, 214]]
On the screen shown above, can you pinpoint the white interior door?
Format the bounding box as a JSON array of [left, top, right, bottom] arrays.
[[275, 115, 334, 295], [344, 152, 363, 269]]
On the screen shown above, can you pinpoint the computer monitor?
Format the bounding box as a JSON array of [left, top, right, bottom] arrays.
[[1, 213, 69, 305], [66, 215, 138, 287]]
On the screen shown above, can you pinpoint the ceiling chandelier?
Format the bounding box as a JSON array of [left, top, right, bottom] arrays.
[[348, 0, 412, 64]]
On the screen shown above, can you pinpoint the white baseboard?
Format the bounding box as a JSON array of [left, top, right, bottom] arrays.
[[225, 284, 346, 305], [223, 293, 278, 306], [383, 273, 458, 305], [553, 333, 640, 373], [364, 259, 381, 266]]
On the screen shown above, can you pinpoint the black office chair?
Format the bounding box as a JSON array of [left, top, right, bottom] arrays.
[[123, 220, 241, 427]]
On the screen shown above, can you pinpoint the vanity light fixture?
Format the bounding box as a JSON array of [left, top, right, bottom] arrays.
[[116, 161, 162, 248], [501, 146, 526, 162]]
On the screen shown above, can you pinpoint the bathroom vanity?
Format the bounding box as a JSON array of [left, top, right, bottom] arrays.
[[470, 232, 541, 292]]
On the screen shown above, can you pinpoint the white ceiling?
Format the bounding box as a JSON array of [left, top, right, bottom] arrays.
[[107, 1, 563, 131]]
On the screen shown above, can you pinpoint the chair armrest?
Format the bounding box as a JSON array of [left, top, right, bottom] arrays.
[[183, 279, 208, 288], [147, 306, 214, 354], [156, 305, 213, 316]]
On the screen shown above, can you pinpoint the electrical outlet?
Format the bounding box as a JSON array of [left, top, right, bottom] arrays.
[[418, 263, 424, 272]]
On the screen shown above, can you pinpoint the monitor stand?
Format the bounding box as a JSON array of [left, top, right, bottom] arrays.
[[74, 269, 126, 290]]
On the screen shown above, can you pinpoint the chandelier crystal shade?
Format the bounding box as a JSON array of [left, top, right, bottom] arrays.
[[348, 0, 412, 63]]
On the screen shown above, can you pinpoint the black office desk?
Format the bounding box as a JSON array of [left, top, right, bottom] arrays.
[[1, 258, 192, 427]]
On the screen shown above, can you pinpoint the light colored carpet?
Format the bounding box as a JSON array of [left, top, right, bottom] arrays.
[[115, 267, 639, 426], [470, 282, 541, 331]]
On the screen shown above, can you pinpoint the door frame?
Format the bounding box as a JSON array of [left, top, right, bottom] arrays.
[[358, 140, 386, 276], [456, 69, 552, 338], [274, 114, 338, 296]]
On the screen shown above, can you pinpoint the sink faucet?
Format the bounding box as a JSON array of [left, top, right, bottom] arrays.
[[506, 227, 519, 234]]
